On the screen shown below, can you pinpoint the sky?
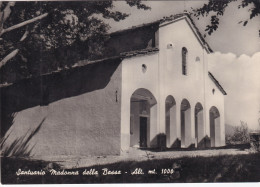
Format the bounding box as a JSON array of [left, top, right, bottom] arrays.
[[105, 0, 260, 129]]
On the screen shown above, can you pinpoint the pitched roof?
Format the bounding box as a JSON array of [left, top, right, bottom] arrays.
[[0, 48, 160, 88], [120, 48, 159, 58], [208, 71, 227, 95], [110, 13, 213, 53]]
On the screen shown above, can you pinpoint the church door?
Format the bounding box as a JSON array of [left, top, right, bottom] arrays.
[[140, 117, 147, 147]]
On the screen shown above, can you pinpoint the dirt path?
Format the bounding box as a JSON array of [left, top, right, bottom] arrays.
[[36, 147, 250, 169]]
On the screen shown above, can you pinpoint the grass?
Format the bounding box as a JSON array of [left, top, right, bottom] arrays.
[[1, 152, 260, 184]]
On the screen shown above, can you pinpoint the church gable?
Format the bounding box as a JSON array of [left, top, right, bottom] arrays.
[[159, 16, 208, 56], [159, 15, 212, 53]]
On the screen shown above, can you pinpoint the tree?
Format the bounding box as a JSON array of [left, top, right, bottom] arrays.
[[0, 1, 150, 83], [226, 121, 250, 144], [192, 0, 260, 35]]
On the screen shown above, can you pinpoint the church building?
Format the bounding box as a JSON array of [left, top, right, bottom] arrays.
[[0, 13, 226, 157]]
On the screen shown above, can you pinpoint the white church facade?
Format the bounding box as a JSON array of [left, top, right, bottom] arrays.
[[1, 14, 226, 157], [120, 14, 226, 150]]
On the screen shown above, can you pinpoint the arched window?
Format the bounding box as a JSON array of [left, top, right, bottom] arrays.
[[182, 47, 188, 75]]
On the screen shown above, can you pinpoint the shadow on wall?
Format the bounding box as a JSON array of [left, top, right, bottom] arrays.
[[146, 135, 213, 151], [198, 135, 211, 148], [170, 138, 181, 148], [169, 136, 211, 149], [0, 59, 121, 138], [147, 133, 167, 150], [0, 118, 45, 157]]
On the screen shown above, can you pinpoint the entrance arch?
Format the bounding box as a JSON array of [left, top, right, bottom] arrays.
[[130, 88, 157, 148], [194, 102, 204, 148], [209, 106, 220, 147], [165, 95, 176, 148], [180, 99, 191, 148]]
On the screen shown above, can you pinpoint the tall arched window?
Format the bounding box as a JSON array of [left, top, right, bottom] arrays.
[[182, 47, 188, 75]]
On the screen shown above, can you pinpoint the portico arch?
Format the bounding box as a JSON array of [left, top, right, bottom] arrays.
[[130, 88, 157, 148], [209, 106, 221, 147], [194, 102, 204, 148], [165, 95, 176, 148], [181, 99, 191, 148]]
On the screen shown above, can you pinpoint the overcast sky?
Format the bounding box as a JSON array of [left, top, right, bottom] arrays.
[[106, 0, 260, 129]]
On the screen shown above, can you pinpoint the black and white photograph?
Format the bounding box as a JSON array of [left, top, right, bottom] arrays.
[[0, 0, 259, 184]]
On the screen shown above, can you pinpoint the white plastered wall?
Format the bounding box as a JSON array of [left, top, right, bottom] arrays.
[[120, 53, 159, 151]]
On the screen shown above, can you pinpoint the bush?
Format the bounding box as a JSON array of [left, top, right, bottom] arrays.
[[225, 134, 232, 145], [226, 121, 250, 145]]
